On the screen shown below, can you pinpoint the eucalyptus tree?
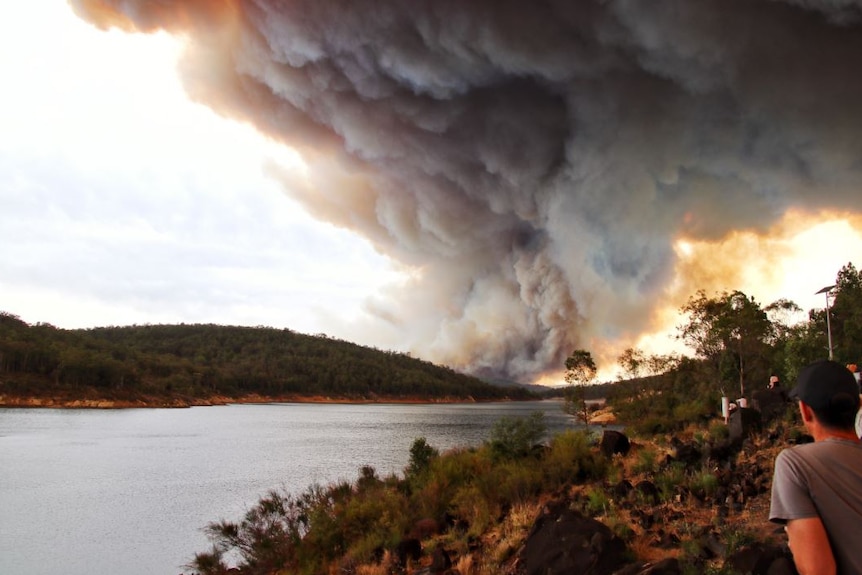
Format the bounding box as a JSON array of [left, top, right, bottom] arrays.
[[827, 262, 862, 363], [678, 290, 772, 398], [564, 349, 597, 426], [617, 347, 645, 381], [763, 298, 804, 382], [774, 263, 862, 379]]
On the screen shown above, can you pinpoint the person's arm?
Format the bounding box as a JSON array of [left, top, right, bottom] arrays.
[[786, 517, 835, 575]]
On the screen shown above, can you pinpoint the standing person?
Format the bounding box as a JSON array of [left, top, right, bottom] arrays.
[[851, 364, 862, 439], [763, 374, 788, 404], [769, 360, 862, 575], [846, 363, 861, 392]]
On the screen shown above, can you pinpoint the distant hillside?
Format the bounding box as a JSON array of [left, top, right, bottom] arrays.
[[481, 377, 556, 396], [0, 312, 535, 406]]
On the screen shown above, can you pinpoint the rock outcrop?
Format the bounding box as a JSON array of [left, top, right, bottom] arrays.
[[516, 503, 627, 575]]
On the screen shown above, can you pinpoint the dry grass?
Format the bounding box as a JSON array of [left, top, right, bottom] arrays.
[[354, 563, 388, 575], [628, 533, 682, 564], [488, 501, 544, 563], [337, 420, 794, 575], [453, 553, 478, 575]]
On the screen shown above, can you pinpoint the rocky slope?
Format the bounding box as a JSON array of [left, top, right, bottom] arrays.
[[385, 412, 798, 575]]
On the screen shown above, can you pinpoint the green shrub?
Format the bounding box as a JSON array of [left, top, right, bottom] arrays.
[[722, 525, 757, 556], [187, 421, 610, 575], [407, 437, 439, 477], [633, 447, 659, 475], [494, 460, 543, 505], [341, 486, 410, 561], [425, 448, 543, 535], [631, 416, 671, 436], [688, 469, 719, 497], [298, 483, 350, 567], [607, 516, 635, 541], [585, 487, 610, 516], [486, 411, 546, 460], [192, 490, 304, 575], [673, 399, 712, 425], [708, 420, 729, 441], [655, 461, 687, 502], [451, 484, 496, 536], [356, 465, 381, 491], [411, 447, 486, 520], [542, 430, 608, 487]]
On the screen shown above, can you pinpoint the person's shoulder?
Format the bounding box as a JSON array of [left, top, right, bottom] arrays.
[[779, 441, 817, 453], [780, 438, 862, 461], [822, 437, 862, 450], [775, 442, 822, 464], [775, 444, 805, 468]]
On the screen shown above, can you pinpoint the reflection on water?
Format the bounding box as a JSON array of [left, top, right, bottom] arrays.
[[0, 400, 607, 575]]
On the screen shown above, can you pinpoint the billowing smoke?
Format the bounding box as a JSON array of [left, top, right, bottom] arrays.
[[70, 0, 862, 381]]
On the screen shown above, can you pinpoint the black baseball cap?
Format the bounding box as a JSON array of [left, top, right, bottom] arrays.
[[790, 360, 859, 410]]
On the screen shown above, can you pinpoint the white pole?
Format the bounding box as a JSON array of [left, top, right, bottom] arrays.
[[816, 285, 836, 361]]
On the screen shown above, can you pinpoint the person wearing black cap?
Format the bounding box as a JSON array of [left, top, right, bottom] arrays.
[[769, 360, 862, 575]]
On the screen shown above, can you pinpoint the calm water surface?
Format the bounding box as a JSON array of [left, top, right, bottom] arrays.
[[0, 400, 590, 575]]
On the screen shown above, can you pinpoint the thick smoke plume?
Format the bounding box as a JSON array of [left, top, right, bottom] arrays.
[[71, 0, 862, 381]]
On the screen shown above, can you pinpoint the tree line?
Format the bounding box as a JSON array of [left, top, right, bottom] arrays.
[[565, 262, 862, 434], [0, 319, 534, 403]]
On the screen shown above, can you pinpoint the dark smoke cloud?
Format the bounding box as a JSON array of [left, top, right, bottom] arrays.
[[71, 0, 862, 380]]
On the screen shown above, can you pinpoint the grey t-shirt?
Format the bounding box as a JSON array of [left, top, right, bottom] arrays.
[[770, 438, 862, 574]]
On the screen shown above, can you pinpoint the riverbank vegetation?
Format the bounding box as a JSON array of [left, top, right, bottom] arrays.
[[189, 413, 611, 575], [573, 262, 862, 435], [184, 262, 862, 574], [0, 319, 534, 406], [186, 407, 796, 575]]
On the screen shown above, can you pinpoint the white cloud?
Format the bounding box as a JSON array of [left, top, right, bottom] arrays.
[[0, 2, 402, 340]]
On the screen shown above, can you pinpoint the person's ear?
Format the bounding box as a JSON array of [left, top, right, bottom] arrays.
[[799, 401, 815, 424]]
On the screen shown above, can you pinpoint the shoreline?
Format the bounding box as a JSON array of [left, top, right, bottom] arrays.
[[0, 394, 617, 423], [0, 393, 544, 410], [0, 394, 618, 426]]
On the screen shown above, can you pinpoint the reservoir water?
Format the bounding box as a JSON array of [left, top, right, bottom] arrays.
[[0, 400, 585, 575]]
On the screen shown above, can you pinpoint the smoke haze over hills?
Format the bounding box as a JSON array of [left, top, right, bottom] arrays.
[[70, 0, 862, 381]]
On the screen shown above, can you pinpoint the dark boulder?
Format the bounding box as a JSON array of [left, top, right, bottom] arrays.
[[700, 533, 727, 558], [612, 479, 634, 501], [517, 504, 627, 575], [601, 430, 631, 457], [394, 538, 422, 569], [668, 437, 701, 467], [634, 481, 661, 505], [726, 543, 795, 575], [611, 558, 681, 575], [729, 407, 761, 443], [630, 508, 660, 530], [430, 547, 452, 573], [654, 530, 680, 549], [705, 439, 737, 464]]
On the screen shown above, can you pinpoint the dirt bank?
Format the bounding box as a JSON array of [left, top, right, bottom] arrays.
[[0, 393, 497, 409]]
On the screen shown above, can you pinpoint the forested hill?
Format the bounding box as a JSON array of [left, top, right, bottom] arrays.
[[0, 313, 535, 406]]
